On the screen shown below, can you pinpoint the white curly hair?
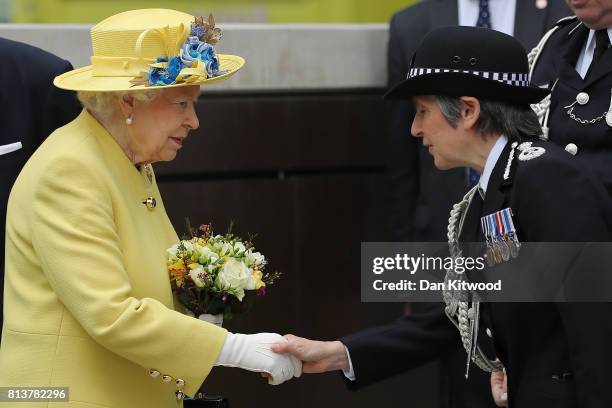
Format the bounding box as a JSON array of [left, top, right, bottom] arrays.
[[77, 89, 163, 120]]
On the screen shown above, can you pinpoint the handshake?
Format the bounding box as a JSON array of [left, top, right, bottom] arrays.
[[215, 333, 349, 385], [215, 333, 510, 407]]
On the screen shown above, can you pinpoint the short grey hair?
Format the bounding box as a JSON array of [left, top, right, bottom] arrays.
[[435, 96, 542, 142], [77, 89, 163, 120]]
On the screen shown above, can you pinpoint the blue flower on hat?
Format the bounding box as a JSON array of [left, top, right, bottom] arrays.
[[204, 59, 219, 77], [148, 68, 173, 86], [167, 57, 183, 79], [146, 58, 169, 85], [147, 57, 176, 86], [178, 38, 221, 77], [179, 48, 194, 67], [192, 25, 205, 38], [196, 42, 216, 63], [137, 17, 226, 86]]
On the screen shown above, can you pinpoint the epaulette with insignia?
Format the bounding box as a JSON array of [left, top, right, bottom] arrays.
[[529, 16, 578, 75], [503, 142, 546, 181]]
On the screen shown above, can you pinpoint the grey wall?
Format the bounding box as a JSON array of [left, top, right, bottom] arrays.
[[0, 23, 388, 91]]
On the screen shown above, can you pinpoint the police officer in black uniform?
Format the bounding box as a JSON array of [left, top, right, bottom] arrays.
[[0, 38, 81, 336], [276, 26, 612, 408], [388, 25, 612, 408], [530, 2, 612, 195]]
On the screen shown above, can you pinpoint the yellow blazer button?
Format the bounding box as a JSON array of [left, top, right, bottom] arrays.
[[162, 375, 173, 383], [175, 378, 185, 388], [149, 369, 160, 378], [142, 197, 157, 211]]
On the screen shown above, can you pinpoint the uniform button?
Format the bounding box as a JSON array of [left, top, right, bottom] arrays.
[[149, 369, 160, 378], [565, 143, 578, 155], [176, 379, 185, 388], [162, 375, 173, 383], [576, 92, 589, 105], [486, 328, 493, 338]]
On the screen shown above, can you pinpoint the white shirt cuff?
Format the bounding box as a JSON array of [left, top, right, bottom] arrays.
[[0, 141, 22, 156], [341, 345, 356, 381]]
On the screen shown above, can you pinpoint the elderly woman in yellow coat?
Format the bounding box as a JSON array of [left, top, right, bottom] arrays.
[[0, 9, 301, 408]]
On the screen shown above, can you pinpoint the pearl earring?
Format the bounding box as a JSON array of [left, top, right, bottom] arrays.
[[126, 116, 133, 125]]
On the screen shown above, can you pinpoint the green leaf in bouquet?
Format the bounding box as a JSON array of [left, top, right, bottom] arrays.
[[228, 290, 256, 315], [184, 217, 197, 239], [203, 294, 227, 316], [223, 305, 233, 320]]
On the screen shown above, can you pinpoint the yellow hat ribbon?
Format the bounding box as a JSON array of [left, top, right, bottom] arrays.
[[91, 23, 191, 78]]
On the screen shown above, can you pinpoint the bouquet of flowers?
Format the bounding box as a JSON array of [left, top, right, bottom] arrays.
[[167, 223, 281, 320]]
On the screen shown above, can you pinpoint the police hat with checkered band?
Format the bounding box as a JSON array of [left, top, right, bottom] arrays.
[[385, 26, 549, 105]]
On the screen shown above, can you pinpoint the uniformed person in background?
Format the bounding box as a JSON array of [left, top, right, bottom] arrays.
[[531, 0, 612, 195], [274, 26, 612, 408], [0, 38, 81, 337]]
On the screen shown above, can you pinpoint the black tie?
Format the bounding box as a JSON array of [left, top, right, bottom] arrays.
[[476, 0, 492, 29], [466, 0, 492, 186], [586, 29, 610, 78]]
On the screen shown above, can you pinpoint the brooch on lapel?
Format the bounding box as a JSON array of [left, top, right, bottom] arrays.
[[481, 208, 520, 266], [143, 164, 154, 184]]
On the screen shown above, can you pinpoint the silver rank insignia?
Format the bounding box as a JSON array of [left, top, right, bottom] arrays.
[[481, 208, 520, 265], [517, 141, 545, 161]]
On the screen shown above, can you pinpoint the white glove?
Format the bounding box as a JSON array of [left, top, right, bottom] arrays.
[[214, 332, 302, 385]]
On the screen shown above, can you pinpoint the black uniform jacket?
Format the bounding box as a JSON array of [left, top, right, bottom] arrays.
[[531, 17, 612, 196], [344, 138, 612, 408], [0, 37, 81, 333], [381, 3, 570, 406]]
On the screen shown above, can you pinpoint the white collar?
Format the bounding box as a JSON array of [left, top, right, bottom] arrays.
[[478, 135, 508, 195]]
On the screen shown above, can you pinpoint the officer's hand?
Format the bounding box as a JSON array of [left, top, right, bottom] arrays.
[[491, 370, 508, 407], [271, 334, 350, 374]]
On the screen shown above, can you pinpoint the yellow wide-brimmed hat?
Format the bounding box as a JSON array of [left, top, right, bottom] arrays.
[[54, 9, 245, 92]]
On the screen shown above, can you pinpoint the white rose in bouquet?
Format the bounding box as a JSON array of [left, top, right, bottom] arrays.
[[215, 258, 250, 300], [189, 265, 207, 288]]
